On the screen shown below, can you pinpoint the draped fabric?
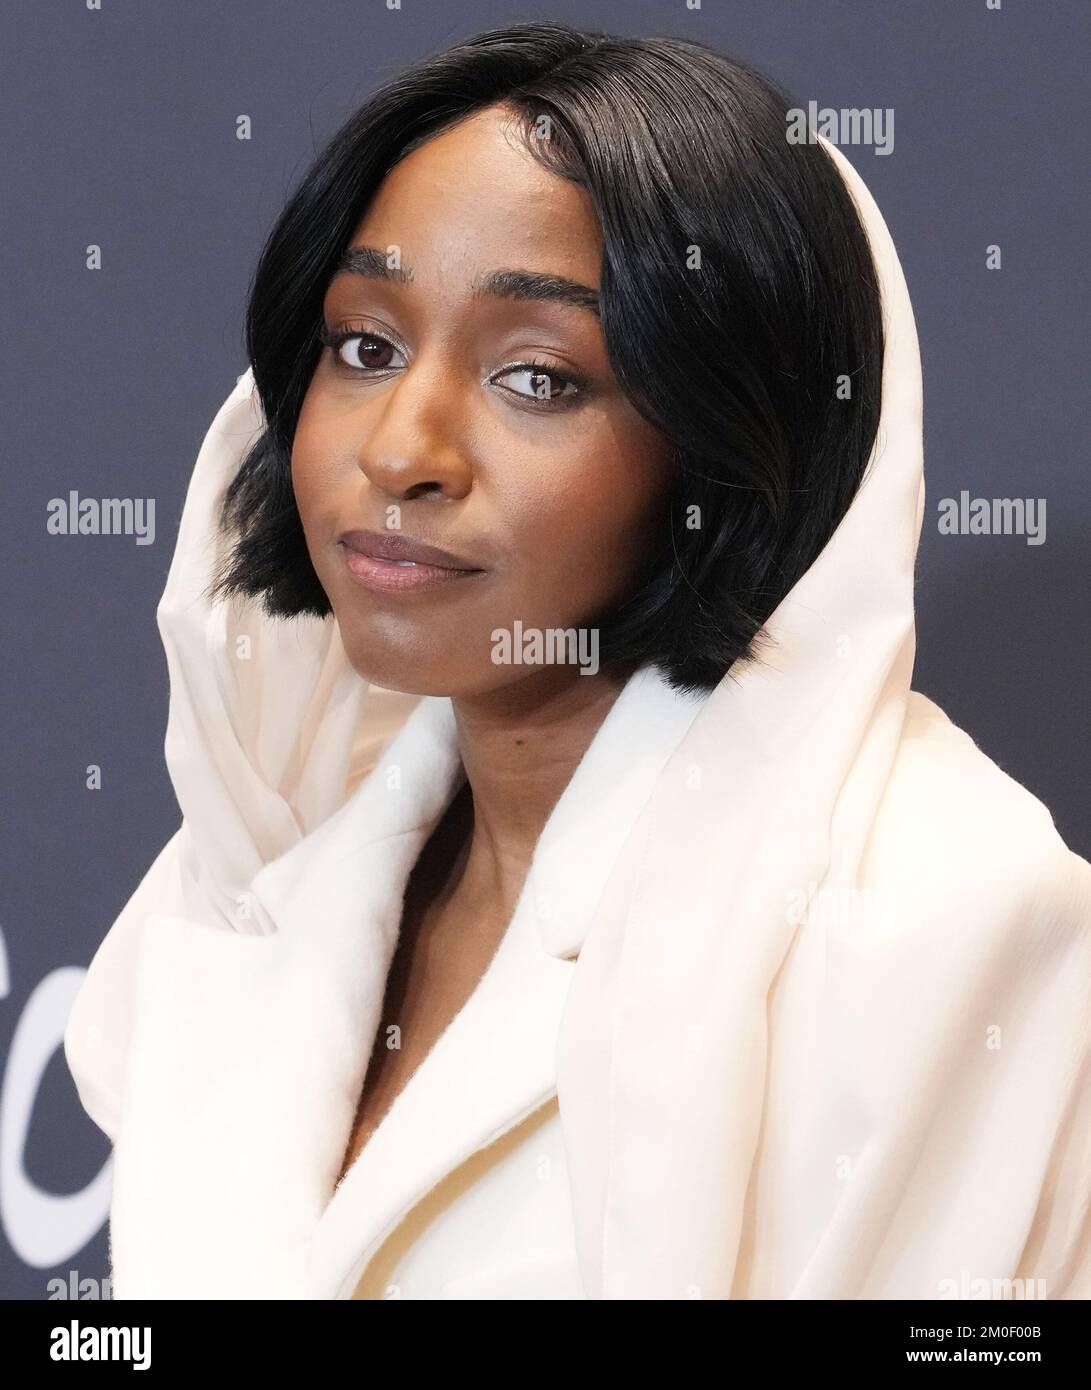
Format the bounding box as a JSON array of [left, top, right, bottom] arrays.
[[64, 137, 1091, 1300]]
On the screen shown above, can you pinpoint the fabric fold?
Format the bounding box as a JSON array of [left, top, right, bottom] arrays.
[[62, 128, 1091, 1302]]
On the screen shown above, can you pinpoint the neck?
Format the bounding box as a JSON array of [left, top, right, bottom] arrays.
[[443, 665, 633, 923]]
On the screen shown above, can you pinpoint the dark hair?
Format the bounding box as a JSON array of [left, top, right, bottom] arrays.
[[210, 21, 884, 694]]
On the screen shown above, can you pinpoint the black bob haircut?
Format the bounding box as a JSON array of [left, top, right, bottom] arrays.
[[210, 20, 884, 695]]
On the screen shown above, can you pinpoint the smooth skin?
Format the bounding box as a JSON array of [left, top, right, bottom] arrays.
[[291, 105, 675, 1182]]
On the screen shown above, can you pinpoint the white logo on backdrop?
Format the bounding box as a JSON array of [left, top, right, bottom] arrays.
[[0, 923, 110, 1269]]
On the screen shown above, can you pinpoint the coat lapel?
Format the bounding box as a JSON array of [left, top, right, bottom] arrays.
[[108, 694, 464, 1298], [107, 666, 708, 1300], [306, 885, 578, 1298], [305, 666, 709, 1297]]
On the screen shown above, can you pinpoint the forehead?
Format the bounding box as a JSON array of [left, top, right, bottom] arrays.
[[346, 107, 604, 288]]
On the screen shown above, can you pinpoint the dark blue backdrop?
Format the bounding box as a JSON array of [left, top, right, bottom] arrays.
[[2, 0, 1087, 1298]]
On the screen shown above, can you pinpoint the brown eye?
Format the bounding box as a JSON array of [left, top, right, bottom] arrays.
[[491, 362, 583, 406], [319, 325, 407, 374], [337, 333, 403, 372]]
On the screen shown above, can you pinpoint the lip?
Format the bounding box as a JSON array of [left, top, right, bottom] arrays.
[[340, 529, 481, 569], [338, 529, 486, 595]]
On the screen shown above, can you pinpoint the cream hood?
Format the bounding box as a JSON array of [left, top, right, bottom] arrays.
[[64, 137, 1091, 1300]]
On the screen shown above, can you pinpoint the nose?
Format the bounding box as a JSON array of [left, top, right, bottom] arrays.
[[352, 350, 475, 503]]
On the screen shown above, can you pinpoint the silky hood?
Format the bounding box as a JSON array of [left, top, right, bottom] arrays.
[[64, 137, 1091, 1300]]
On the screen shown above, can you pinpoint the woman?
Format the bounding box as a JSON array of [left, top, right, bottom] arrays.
[[64, 22, 1091, 1300]]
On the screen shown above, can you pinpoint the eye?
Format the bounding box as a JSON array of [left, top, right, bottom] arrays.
[[490, 360, 584, 407], [319, 325, 406, 373]]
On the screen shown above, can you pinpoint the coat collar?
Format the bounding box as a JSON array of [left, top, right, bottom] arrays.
[[107, 665, 706, 1298]]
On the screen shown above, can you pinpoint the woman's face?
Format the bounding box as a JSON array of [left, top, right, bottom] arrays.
[[292, 104, 674, 698]]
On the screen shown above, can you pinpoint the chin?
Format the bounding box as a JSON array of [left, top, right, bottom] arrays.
[[340, 646, 445, 697], [337, 633, 483, 700], [340, 634, 574, 703]]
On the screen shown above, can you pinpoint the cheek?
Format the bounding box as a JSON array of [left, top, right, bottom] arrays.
[[290, 405, 356, 567], [290, 410, 328, 526], [499, 428, 673, 616]]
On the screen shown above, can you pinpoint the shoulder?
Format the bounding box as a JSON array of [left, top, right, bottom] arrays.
[[865, 690, 1091, 944], [892, 691, 1064, 851]]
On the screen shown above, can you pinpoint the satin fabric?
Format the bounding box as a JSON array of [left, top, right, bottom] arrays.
[[64, 136, 1091, 1299]]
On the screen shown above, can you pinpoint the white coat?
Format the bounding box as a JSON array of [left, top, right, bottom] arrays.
[[63, 138, 1091, 1300]]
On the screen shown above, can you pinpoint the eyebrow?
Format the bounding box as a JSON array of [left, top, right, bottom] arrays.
[[332, 245, 600, 320]]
